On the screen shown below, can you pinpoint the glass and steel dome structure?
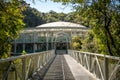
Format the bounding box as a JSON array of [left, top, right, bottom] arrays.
[[12, 21, 88, 54]]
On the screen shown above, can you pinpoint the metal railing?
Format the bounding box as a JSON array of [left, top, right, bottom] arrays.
[[0, 50, 55, 80], [68, 50, 120, 80]]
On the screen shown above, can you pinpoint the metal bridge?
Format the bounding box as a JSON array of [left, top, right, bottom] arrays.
[[0, 50, 120, 80]]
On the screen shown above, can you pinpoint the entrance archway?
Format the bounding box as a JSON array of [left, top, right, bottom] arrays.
[[52, 32, 70, 54], [56, 42, 67, 50]]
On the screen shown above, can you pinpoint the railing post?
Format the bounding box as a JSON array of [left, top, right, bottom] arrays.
[[42, 53, 44, 66], [89, 55, 92, 71], [22, 58, 26, 80], [77, 52, 80, 63], [104, 55, 109, 80]]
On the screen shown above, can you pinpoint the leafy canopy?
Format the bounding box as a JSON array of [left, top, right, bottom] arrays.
[[0, 0, 25, 58], [72, 36, 82, 50], [52, 0, 120, 56]]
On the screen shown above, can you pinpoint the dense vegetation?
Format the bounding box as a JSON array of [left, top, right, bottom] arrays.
[[0, 0, 120, 58], [53, 0, 120, 56], [72, 36, 82, 50], [0, 0, 25, 58], [0, 1, 84, 58], [23, 3, 86, 27]]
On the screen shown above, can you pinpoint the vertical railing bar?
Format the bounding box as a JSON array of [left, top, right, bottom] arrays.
[[75, 52, 77, 61], [37, 55, 40, 69], [94, 56, 96, 77], [48, 51, 51, 62], [45, 52, 47, 64], [73, 51, 75, 58], [48, 51, 50, 62], [89, 54, 92, 72], [85, 54, 90, 70], [73, 52, 75, 59], [33, 55, 36, 72], [80, 52, 83, 65], [15, 68, 17, 80], [39, 54, 42, 68], [14, 64, 22, 80], [76, 52, 78, 61], [42, 53, 44, 66], [104, 55, 109, 80], [73, 51, 75, 59], [3, 61, 12, 80], [41, 53, 43, 68], [22, 58, 26, 80], [77, 52, 80, 63], [90, 57, 96, 73], [83, 53, 85, 66], [83, 54, 86, 67], [95, 56, 104, 80], [46, 52, 48, 63], [109, 65, 120, 80], [35, 55, 38, 71], [44, 52, 46, 65], [25, 57, 32, 79]]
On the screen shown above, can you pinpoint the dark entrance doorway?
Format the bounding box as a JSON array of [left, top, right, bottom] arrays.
[[55, 42, 67, 54], [56, 42, 67, 50]]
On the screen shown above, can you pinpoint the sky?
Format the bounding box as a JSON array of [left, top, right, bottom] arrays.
[[25, 0, 73, 13]]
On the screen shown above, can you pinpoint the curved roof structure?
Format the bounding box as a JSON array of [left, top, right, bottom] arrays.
[[36, 21, 85, 28]]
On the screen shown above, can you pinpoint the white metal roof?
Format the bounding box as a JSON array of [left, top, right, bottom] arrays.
[[36, 21, 85, 28]]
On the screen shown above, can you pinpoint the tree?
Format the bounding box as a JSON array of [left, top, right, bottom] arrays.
[[23, 5, 45, 27], [53, 0, 120, 56], [23, 2, 85, 27], [0, 0, 25, 58], [45, 10, 59, 22], [79, 0, 120, 56], [81, 30, 100, 53], [72, 36, 82, 50]]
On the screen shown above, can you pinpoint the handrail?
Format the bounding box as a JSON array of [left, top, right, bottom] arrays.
[[68, 50, 120, 80], [0, 51, 51, 63], [75, 51, 120, 60], [0, 50, 55, 80]]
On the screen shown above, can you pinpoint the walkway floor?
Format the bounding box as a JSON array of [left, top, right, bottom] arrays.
[[64, 54, 97, 80], [31, 54, 98, 80], [43, 54, 75, 80]]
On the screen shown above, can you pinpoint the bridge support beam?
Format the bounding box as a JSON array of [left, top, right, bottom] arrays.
[[33, 32, 36, 53], [22, 58, 26, 80], [104, 56, 109, 80], [46, 32, 49, 50]]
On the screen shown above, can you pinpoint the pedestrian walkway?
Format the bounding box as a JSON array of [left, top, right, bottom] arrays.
[[42, 54, 98, 80], [64, 54, 97, 80]]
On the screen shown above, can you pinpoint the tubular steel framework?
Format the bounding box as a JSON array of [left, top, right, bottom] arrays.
[[0, 50, 55, 80], [0, 50, 120, 80], [68, 50, 120, 80]]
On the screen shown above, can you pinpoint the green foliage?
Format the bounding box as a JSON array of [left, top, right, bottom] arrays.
[[54, 0, 120, 56], [82, 0, 120, 56], [22, 50, 26, 55], [23, 4, 86, 27], [23, 5, 45, 27], [81, 30, 101, 53], [0, 0, 25, 58], [72, 36, 82, 50]]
